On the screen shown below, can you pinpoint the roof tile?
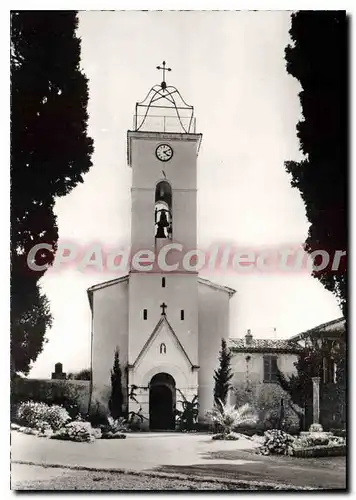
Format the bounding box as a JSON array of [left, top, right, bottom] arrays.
[[228, 338, 301, 353]]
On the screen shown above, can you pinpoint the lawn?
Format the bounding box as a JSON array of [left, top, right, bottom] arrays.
[[11, 464, 291, 491]]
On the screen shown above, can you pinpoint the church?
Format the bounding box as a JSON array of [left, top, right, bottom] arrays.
[[87, 63, 236, 430]]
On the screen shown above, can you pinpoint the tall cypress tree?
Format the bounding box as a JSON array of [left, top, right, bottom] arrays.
[[213, 338, 233, 405], [11, 11, 93, 374], [284, 11, 347, 316], [108, 349, 124, 419]]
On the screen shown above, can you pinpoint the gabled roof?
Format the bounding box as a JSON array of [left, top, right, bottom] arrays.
[[228, 338, 301, 354], [131, 315, 196, 369], [87, 275, 129, 309], [87, 275, 129, 294], [198, 277, 236, 297], [289, 317, 345, 342]]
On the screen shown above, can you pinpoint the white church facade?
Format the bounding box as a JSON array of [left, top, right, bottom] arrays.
[[87, 66, 236, 429]]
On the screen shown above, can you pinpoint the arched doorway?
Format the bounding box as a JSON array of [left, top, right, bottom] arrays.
[[149, 373, 176, 430]]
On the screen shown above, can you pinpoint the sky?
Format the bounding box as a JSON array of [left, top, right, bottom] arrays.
[[29, 10, 342, 378]]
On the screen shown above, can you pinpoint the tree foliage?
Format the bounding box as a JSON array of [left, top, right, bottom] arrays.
[[67, 368, 92, 381], [108, 349, 124, 420], [284, 11, 347, 316], [11, 11, 93, 374], [213, 338, 233, 405], [277, 330, 346, 429]]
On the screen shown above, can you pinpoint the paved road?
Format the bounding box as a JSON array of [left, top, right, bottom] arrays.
[[11, 432, 346, 490]]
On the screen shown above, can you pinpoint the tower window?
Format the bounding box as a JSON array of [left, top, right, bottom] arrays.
[[181, 310, 185, 321], [162, 277, 166, 288], [159, 343, 166, 354], [143, 309, 148, 320]]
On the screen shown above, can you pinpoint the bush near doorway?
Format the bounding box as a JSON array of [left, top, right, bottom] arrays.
[[175, 391, 199, 432]]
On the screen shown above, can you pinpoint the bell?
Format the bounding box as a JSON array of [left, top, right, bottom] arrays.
[[159, 210, 169, 228]]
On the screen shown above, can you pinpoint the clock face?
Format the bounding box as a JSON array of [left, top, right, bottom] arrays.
[[156, 144, 173, 162]]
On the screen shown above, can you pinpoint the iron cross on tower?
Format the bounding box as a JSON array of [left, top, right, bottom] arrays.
[[156, 61, 172, 90]]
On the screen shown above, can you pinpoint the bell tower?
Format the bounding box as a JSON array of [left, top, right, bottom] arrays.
[[127, 62, 202, 267], [126, 63, 202, 424], [89, 63, 235, 429]]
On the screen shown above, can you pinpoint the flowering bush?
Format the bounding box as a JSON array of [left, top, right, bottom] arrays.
[[328, 435, 346, 445], [259, 429, 295, 456], [16, 401, 70, 431], [293, 433, 345, 450], [35, 420, 52, 433], [51, 421, 96, 443], [44, 404, 71, 430]]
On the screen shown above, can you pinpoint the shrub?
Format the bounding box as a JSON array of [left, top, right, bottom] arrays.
[[51, 421, 96, 443], [212, 432, 240, 441], [44, 404, 72, 430], [175, 392, 199, 432], [51, 395, 81, 420], [207, 400, 257, 435], [127, 409, 145, 431], [256, 384, 302, 433], [88, 401, 109, 428], [101, 416, 128, 438], [259, 429, 295, 456], [35, 420, 52, 433], [101, 432, 126, 440], [16, 401, 70, 431]]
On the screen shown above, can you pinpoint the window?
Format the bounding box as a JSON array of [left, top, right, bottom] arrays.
[[263, 355, 278, 382], [181, 310, 184, 321], [322, 356, 337, 384], [143, 309, 147, 320], [162, 277, 166, 288], [159, 343, 166, 354]]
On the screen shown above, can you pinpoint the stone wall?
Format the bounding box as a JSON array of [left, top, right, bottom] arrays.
[[11, 378, 90, 416]]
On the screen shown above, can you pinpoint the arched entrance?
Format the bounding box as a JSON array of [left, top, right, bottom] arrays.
[[149, 372, 176, 430]]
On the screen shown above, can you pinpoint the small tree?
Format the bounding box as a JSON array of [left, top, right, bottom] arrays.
[[213, 338, 233, 405], [108, 348, 123, 420]]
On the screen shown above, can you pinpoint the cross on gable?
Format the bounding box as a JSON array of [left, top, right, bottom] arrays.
[[156, 61, 172, 89], [160, 302, 167, 315]]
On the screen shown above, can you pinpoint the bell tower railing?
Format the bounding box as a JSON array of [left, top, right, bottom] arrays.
[[132, 61, 196, 134]]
